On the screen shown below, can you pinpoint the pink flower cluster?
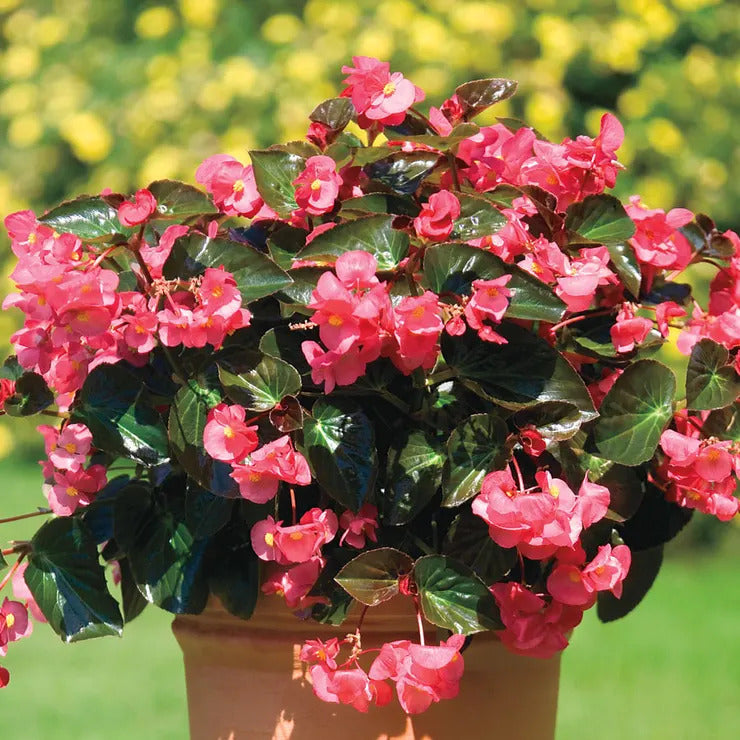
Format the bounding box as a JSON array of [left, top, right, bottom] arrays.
[[457, 114, 624, 211], [301, 632, 465, 714], [253, 509, 337, 611], [202, 402, 311, 503], [0, 597, 33, 687], [301, 251, 447, 390], [341, 56, 424, 128], [659, 422, 739, 521], [196, 155, 264, 218], [472, 468, 611, 559], [37, 422, 106, 516]]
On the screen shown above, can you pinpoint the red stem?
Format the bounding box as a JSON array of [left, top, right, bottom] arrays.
[[0, 555, 24, 593], [290, 487, 297, 526], [510, 454, 525, 493], [414, 598, 426, 646], [0, 510, 50, 525]]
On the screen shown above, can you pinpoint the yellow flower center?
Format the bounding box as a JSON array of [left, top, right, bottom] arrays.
[[212, 285, 223, 298], [64, 442, 77, 454], [5, 614, 15, 629], [705, 448, 720, 462], [569, 570, 582, 583], [310, 179, 322, 191], [549, 485, 560, 498], [595, 566, 606, 575], [486, 287, 499, 297], [76, 311, 89, 323], [135, 324, 146, 334], [27, 232, 37, 244], [328, 314, 343, 327], [232, 179, 245, 193], [248, 472, 261, 483], [264, 532, 274, 547], [66, 486, 78, 497], [411, 306, 426, 319], [223, 426, 235, 439], [289, 532, 304, 541], [383, 81, 396, 96]]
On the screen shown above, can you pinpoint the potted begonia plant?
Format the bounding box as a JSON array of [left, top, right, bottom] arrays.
[[1, 57, 738, 739]]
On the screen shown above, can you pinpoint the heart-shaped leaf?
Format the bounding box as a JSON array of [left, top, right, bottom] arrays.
[[71, 363, 169, 466], [2, 371, 54, 417], [455, 78, 518, 117], [164, 233, 293, 303], [686, 338, 740, 410], [309, 97, 354, 131], [218, 350, 301, 411], [147, 179, 218, 219], [25, 517, 123, 642], [335, 548, 414, 606], [384, 429, 445, 525], [565, 194, 636, 247], [40, 195, 131, 242], [296, 214, 409, 271], [423, 242, 566, 323], [413, 555, 502, 634], [249, 149, 304, 217], [450, 193, 508, 241], [442, 323, 597, 420], [364, 151, 440, 194], [303, 398, 378, 511], [594, 360, 676, 465], [442, 414, 510, 507]]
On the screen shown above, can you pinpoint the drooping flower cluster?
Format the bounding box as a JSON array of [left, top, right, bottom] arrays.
[[301, 631, 465, 715]]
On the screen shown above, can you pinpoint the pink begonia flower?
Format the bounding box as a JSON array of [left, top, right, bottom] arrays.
[[43, 422, 93, 472], [0, 378, 15, 407], [46, 464, 107, 516], [262, 558, 326, 610], [490, 582, 585, 659], [339, 503, 379, 548], [0, 598, 32, 656], [117, 189, 157, 227], [555, 247, 617, 313], [139, 224, 189, 279], [293, 156, 343, 216], [368, 635, 466, 714], [300, 637, 342, 670], [230, 435, 311, 503], [304, 221, 336, 246], [610, 303, 653, 353], [0, 665, 8, 688], [196, 155, 263, 217], [334, 251, 379, 291], [302, 338, 377, 393], [655, 301, 686, 337], [463, 275, 512, 342], [120, 310, 158, 354], [587, 368, 623, 409], [341, 56, 424, 126], [198, 267, 242, 318], [251, 508, 338, 565], [309, 663, 392, 712], [202, 403, 259, 463], [391, 292, 444, 374], [413, 191, 461, 241]]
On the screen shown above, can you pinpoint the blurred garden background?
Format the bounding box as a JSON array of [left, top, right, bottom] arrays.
[[0, 0, 738, 736]]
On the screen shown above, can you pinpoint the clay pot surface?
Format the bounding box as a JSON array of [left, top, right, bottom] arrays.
[[173, 596, 561, 740]]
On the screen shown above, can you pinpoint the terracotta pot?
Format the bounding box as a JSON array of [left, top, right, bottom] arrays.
[[172, 596, 562, 740]]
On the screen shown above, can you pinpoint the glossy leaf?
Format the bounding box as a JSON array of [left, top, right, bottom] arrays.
[[443, 508, 517, 584], [513, 401, 584, 442], [413, 555, 502, 634], [384, 429, 445, 525], [450, 193, 508, 241], [455, 78, 518, 117], [164, 233, 292, 303], [218, 350, 301, 411], [597, 545, 663, 622], [168, 384, 241, 498], [72, 363, 169, 466], [340, 193, 420, 217], [594, 360, 676, 465], [423, 242, 566, 322], [147, 179, 218, 219], [387, 123, 480, 151], [442, 414, 510, 507], [119, 558, 149, 624], [442, 323, 597, 420], [565, 194, 636, 247], [364, 151, 440, 194], [296, 214, 409, 271], [25, 517, 123, 642], [259, 326, 315, 378], [309, 97, 354, 130], [335, 548, 414, 606], [249, 149, 303, 217], [208, 526, 260, 620], [704, 402, 740, 442], [184, 482, 234, 539], [114, 484, 209, 614], [40, 195, 130, 241], [606, 242, 642, 297], [303, 398, 378, 511], [2, 371, 54, 417], [686, 338, 740, 411]]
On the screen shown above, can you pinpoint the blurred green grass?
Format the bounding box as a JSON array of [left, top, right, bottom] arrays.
[[1, 458, 738, 738]]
